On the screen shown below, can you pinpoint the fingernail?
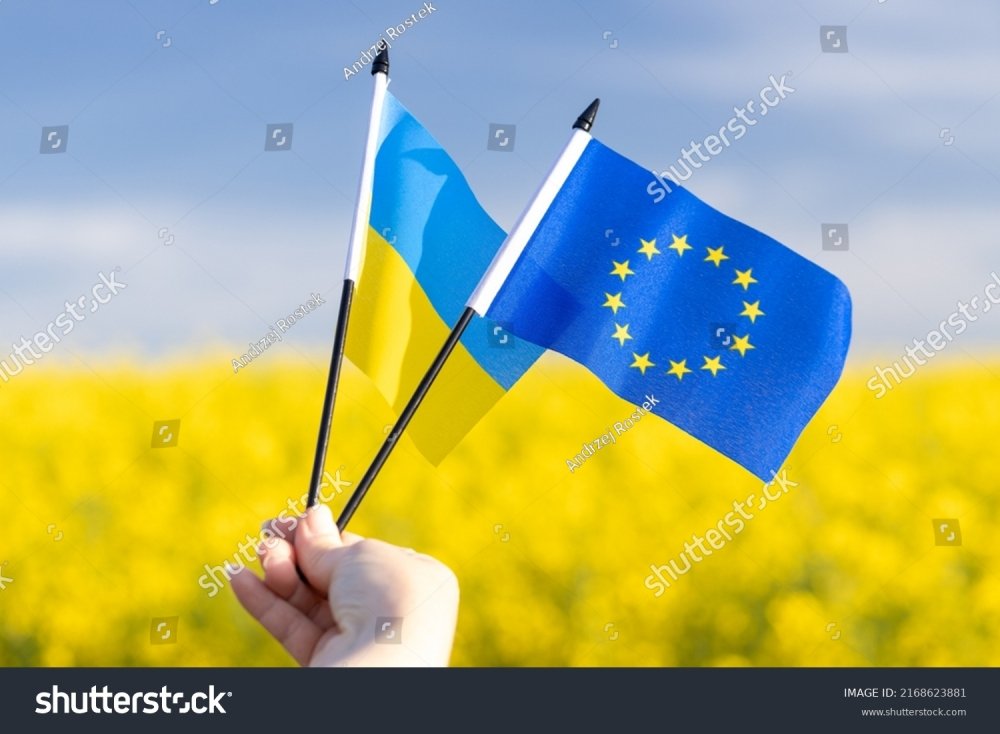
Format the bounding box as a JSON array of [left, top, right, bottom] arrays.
[[306, 503, 333, 529]]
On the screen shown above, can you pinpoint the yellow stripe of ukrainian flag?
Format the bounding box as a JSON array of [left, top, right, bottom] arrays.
[[345, 226, 505, 464]]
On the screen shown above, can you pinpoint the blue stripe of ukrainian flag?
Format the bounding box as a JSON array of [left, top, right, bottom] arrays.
[[345, 91, 542, 464]]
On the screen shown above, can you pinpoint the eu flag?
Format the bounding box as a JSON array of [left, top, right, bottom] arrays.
[[484, 139, 851, 480]]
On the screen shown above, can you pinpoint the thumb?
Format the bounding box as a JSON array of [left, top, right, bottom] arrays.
[[295, 504, 343, 591]]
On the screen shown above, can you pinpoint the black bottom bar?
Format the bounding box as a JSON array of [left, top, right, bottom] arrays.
[[1, 667, 992, 732]]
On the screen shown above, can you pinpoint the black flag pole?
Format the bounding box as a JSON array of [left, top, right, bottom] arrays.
[[336, 98, 601, 531], [336, 306, 476, 528], [305, 278, 354, 508], [305, 47, 391, 509]]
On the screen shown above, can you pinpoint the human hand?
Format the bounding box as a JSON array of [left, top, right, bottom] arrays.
[[232, 504, 459, 666]]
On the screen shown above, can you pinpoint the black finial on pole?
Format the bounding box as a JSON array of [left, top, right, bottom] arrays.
[[573, 98, 600, 131], [372, 46, 389, 76]]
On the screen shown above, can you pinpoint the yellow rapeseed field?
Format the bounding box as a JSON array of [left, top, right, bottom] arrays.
[[1, 351, 998, 666]]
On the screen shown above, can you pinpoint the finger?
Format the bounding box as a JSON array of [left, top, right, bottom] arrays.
[[261, 539, 337, 628], [260, 537, 300, 600], [260, 515, 300, 545], [231, 566, 322, 666], [295, 504, 345, 591], [341, 530, 365, 546]]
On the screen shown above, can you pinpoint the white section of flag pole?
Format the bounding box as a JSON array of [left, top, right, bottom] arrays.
[[466, 128, 591, 316], [343, 70, 389, 282]]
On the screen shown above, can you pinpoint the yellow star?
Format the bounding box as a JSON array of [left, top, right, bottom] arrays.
[[732, 268, 758, 290], [637, 237, 661, 260], [704, 246, 729, 267], [668, 234, 693, 256], [630, 352, 655, 375], [610, 260, 635, 281], [666, 359, 692, 381], [740, 300, 765, 323], [602, 292, 626, 314], [611, 323, 633, 347], [730, 334, 755, 357], [700, 355, 726, 376]]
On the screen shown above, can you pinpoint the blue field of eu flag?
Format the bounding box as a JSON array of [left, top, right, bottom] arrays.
[[485, 139, 852, 480]]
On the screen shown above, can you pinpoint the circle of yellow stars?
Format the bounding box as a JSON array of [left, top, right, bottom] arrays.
[[602, 234, 764, 381]]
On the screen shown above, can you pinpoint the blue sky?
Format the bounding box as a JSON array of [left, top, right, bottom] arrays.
[[1, 0, 999, 365]]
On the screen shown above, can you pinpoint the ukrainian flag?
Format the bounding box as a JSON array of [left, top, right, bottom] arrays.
[[346, 91, 542, 464]]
